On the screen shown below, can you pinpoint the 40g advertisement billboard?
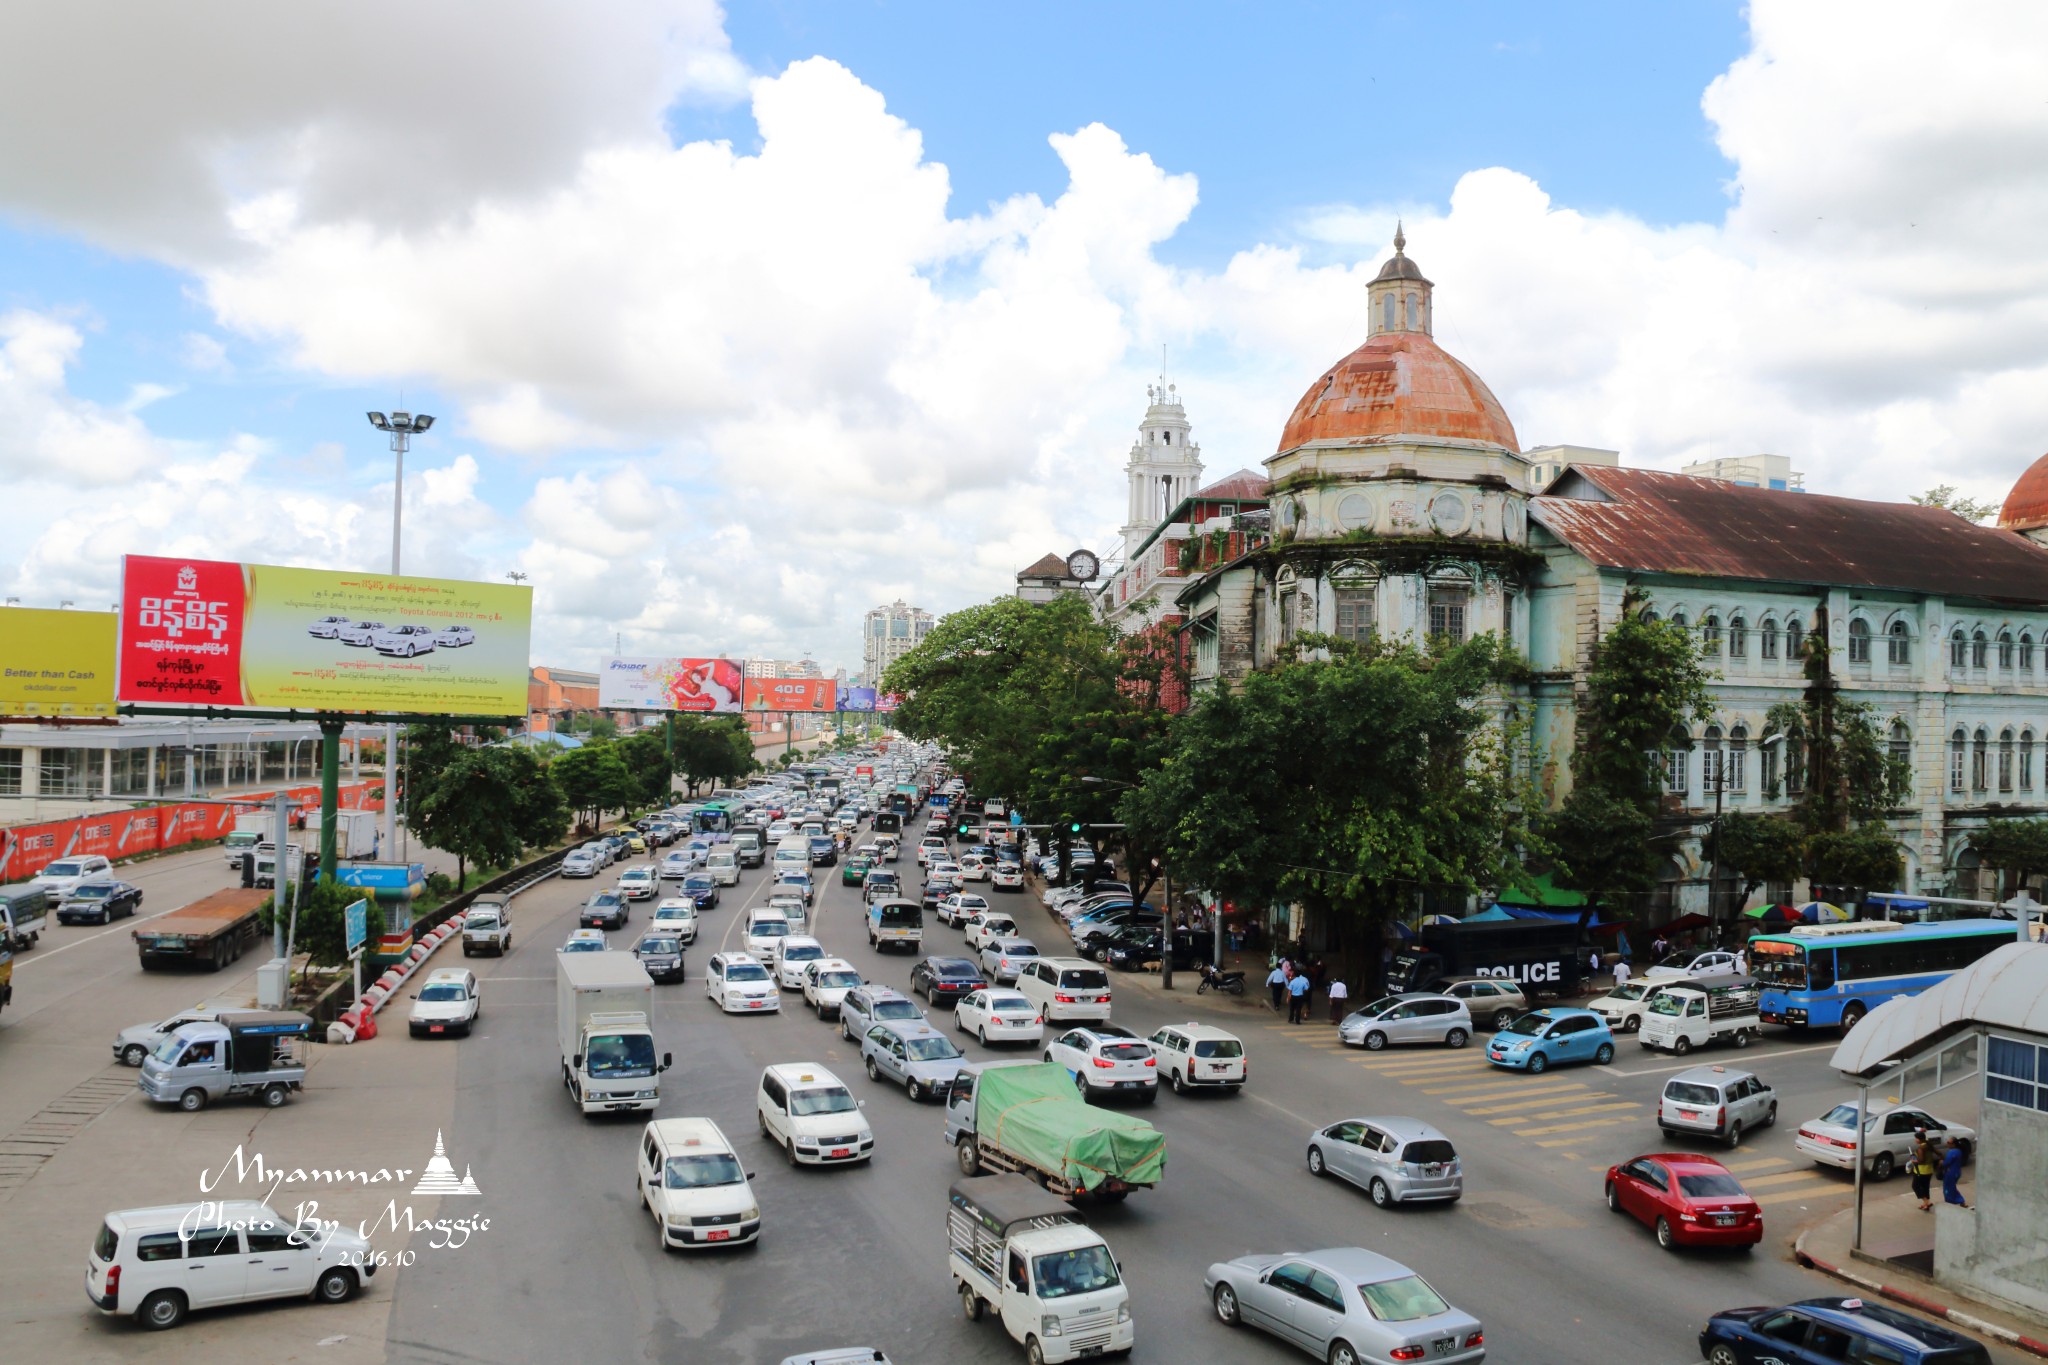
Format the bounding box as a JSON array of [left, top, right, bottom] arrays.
[[598, 657, 744, 712], [743, 678, 837, 712], [116, 556, 532, 716]]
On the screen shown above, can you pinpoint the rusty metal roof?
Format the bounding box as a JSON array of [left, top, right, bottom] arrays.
[[1998, 450, 2048, 532], [1193, 469, 1269, 501], [1017, 552, 1071, 580], [1531, 466, 2048, 605], [1278, 329, 1518, 454]]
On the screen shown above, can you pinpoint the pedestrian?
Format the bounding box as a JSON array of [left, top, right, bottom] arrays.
[[1588, 946, 1601, 984], [1734, 948, 1748, 977], [1266, 963, 1287, 1012], [1939, 1137, 1971, 1209], [1652, 934, 1669, 962], [1327, 975, 1349, 1024], [1910, 1129, 1938, 1212], [1612, 956, 1633, 989], [1287, 970, 1311, 1024]]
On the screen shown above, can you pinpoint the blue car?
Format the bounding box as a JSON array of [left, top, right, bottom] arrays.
[[1485, 1007, 1615, 1073], [1698, 1296, 1992, 1365], [680, 873, 721, 910]]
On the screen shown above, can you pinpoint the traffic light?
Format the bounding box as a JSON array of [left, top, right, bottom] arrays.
[[1069, 821, 1083, 834]]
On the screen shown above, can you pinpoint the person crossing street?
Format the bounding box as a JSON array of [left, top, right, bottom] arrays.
[[1286, 970, 1311, 1024]]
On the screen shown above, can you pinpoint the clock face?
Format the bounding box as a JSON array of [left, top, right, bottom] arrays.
[[1066, 550, 1100, 582]]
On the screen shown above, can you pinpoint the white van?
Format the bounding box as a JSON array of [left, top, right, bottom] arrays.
[[756, 1064, 873, 1166], [773, 839, 809, 874], [635, 1118, 761, 1248], [706, 848, 741, 886], [1014, 957, 1113, 1024], [87, 1200, 372, 1330]]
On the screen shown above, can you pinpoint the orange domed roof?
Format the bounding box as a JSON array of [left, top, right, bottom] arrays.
[[1278, 329, 1519, 453], [1999, 451, 2048, 532]]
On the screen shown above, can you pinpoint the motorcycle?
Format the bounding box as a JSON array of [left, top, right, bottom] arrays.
[[1196, 963, 1246, 996]]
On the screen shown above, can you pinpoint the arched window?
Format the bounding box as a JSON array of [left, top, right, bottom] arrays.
[[1973, 727, 1990, 791], [1999, 629, 2015, 670], [1889, 720, 1911, 771], [1727, 724, 1749, 793], [1728, 615, 1747, 659], [1951, 628, 1969, 672], [1382, 294, 1395, 331], [1888, 620, 1911, 666], [2000, 727, 2016, 791], [1701, 724, 1725, 792], [1760, 617, 1779, 660], [1761, 729, 1782, 795], [1640, 606, 1659, 624], [1700, 614, 1723, 655], [1670, 609, 1688, 632], [1951, 728, 1968, 793], [2023, 631, 2037, 673], [1848, 618, 1871, 663], [1785, 618, 1805, 659], [1972, 629, 1989, 670], [1664, 728, 1691, 797], [1406, 292, 1419, 329], [2024, 729, 2037, 790]]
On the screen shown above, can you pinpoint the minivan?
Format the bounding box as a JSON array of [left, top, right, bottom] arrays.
[[705, 848, 740, 886], [1659, 1065, 1778, 1147], [87, 1200, 372, 1330], [1013, 957, 1113, 1024]]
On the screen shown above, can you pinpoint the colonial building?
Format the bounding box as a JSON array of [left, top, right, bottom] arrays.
[[1171, 228, 2048, 909]]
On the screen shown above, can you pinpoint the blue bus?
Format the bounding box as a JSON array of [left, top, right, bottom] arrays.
[[1750, 917, 2019, 1031]]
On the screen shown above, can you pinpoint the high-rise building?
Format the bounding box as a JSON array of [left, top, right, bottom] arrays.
[[1679, 453, 1806, 492], [862, 600, 933, 687], [1524, 444, 1619, 491]]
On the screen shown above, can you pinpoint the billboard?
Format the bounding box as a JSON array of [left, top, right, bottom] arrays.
[[837, 686, 877, 712], [599, 657, 743, 712], [0, 607, 117, 717], [877, 692, 903, 712], [116, 556, 531, 716], [743, 677, 837, 712]]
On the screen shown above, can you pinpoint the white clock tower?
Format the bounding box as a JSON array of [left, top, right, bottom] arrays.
[[1120, 381, 1205, 560]]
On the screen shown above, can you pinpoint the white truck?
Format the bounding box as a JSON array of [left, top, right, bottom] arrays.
[[1590, 972, 1749, 1034], [0, 887, 49, 952], [222, 812, 271, 869], [1639, 981, 1762, 1055], [949, 1174, 1135, 1362], [461, 895, 512, 956], [556, 951, 671, 1115], [303, 808, 379, 860]]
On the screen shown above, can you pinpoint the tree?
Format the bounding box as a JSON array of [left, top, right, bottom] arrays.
[[616, 730, 677, 808], [1911, 484, 2001, 525], [1715, 810, 1806, 909], [411, 746, 571, 885], [1537, 787, 1660, 912], [1969, 818, 2048, 900], [1807, 824, 1904, 893], [561, 712, 619, 739], [550, 743, 637, 828], [258, 877, 384, 975], [671, 715, 758, 794]]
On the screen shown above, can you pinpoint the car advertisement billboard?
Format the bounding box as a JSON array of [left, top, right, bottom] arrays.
[[743, 678, 837, 712], [598, 657, 743, 712], [837, 686, 877, 712], [116, 555, 532, 715], [0, 607, 117, 717]]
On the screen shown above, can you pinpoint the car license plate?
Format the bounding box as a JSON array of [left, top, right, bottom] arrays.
[[706, 1229, 731, 1241], [430, 1024, 445, 1034], [748, 1001, 765, 1009], [1118, 1080, 1141, 1089], [1488, 1051, 1504, 1060], [830, 1148, 850, 1159], [1431, 1338, 1455, 1356], [1679, 1110, 1698, 1120], [1715, 1214, 1737, 1226]]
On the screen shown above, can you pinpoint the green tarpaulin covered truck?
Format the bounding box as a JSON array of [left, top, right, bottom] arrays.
[[943, 1060, 1165, 1201]]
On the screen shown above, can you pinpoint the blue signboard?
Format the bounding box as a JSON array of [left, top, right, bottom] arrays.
[[336, 863, 427, 892], [1010, 810, 1025, 827], [344, 899, 369, 956], [838, 686, 878, 712]]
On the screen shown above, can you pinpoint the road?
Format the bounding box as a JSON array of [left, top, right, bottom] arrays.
[[1, 812, 2017, 1365]]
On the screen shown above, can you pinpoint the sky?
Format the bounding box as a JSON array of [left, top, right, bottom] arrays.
[[4, 1, 2048, 679]]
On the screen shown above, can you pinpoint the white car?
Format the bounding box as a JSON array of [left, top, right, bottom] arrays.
[[917, 837, 947, 866], [936, 892, 992, 928], [774, 935, 828, 988], [30, 854, 114, 898], [370, 623, 438, 656], [1643, 948, 1742, 982], [991, 864, 1025, 892], [744, 910, 792, 961], [617, 867, 659, 901], [636, 1117, 760, 1248], [87, 1200, 372, 1330], [765, 891, 808, 931], [1013, 957, 1113, 1025], [335, 620, 384, 646], [306, 614, 353, 638], [560, 927, 608, 953], [979, 937, 1038, 985], [705, 952, 779, 1013], [1043, 1025, 1159, 1102], [650, 898, 698, 944], [757, 1064, 873, 1167], [1795, 1100, 1975, 1179], [952, 988, 1044, 1046], [965, 914, 1020, 953], [1147, 1022, 1247, 1093], [432, 624, 476, 647], [408, 968, 479, 1038], [111, 1005, 229, 1067], [801, 959, 863, 1018], [956, 854, 993, 882]]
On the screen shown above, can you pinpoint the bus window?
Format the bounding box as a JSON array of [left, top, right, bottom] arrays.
[[1807, 949, 1835, 990]]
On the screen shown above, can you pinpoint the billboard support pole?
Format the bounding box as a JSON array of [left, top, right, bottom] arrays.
[[317, 716, 343, 883]]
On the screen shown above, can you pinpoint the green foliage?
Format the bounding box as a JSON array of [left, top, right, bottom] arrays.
[[1570, 597, 1716, 809], [671, 715, 759, 794], [561, 712, 620, 739], [411, 744, 570, 884], [1806, 823, 1904, 892], [259, 878, 384, 971], [1716, 810, 1807, 905], [1537, 787, 1660, 910], [1910, 484, 2001, 525], [615, 730, 676, 808], [1969, 818, 2048, 898], [550, 742, 638, 826]]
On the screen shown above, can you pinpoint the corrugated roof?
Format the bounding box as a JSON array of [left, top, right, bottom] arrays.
[[1531, 465, 2048, 605], [1830, 939, 2047, 1078], [1017, 552, 1071, 580], [1193, 469, 1269, 501]]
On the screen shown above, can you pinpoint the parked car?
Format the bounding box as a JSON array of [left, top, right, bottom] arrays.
[[1659, 1065, 1778, 1147], [58, 880, 144, 925], [306, 614, 353, 638], [1043, 1025, 1158, 1103], [858, 1021, 966, 1101], [371, 623, 438, 656], [1486, 1008, 1615, 1072], [1337, 994, 1474, 1051], [1604, 1152, 1763, 1250], [1795, 1101, 1974, 1180], [910, 955, 985, 1005], [952, 988, 1044, 1046], [1697, 1297, 1995, 1365], [1306, 1116, 1462, 1206], [432, 624, 476, 647], [1205, 1248, 1485, 1365], [335, 620, 383, 646]]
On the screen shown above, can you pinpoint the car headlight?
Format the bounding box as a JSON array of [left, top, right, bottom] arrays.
[[664, 1213, 687, 1227], [1041, 1315, 1064, 1337], [741, 1206, 759, 1221], [1116, 1303, 1131, 1324]]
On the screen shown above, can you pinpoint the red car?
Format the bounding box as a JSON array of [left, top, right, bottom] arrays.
[[1603, 1152, 1762, 1250]]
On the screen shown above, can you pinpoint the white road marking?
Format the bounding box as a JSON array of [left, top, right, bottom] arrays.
[[1608, 1042, 1838, 1077]]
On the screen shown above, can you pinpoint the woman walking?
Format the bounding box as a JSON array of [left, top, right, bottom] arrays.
[[1939, 1137, 1972, 1210], [1910, 1130, 1937, 1212]]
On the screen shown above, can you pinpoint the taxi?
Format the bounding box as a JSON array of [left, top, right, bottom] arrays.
[[756, 1064, 873, 1167], [636, 1118, 760, 1249], [1486, 1007, 1616, 1073]]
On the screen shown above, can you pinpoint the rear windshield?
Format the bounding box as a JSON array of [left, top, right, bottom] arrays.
[[874, 999, 923, 1020], [1402, 1140, 1458, 1165], [1665, 1082, 1720, 1105], [1059, 969, 1109, 989], [1099, 1043, 1151, 1061], [1676, 1172, 1746, 1198], [94, 1223, 118, 1261], [783, 944, 824, 961], [1357, 1275, 1451, 1323], [877, 905, 922, 926], [1193, 1039, 1243, 1058]]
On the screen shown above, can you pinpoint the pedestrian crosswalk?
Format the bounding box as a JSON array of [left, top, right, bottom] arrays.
[[1256, 1023, 1854, 1208]]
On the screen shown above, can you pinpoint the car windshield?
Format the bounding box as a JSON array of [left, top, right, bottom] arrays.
[[1357, 1275, 1451, 1323], [149, 1033, 188, 1064], [905, 1036, 962, 1061], [69, 884, 113, 899], [593, 895, 621, 907], [584, 1033, 657, 1077], [874, 999, 923, 1020], [1504, 1012, 1551, 1035], [1606, 983, 1649, 1002], [1819, 1103, 1868, 1128], [790, 1086, 858, 1116], [724, 964, 770, 982], [1193, 1039, 1243, 1059], [783, 944, 824, 960], [663, 1153, 744, 1189], [1402, 1140, 1457, 1165], [816, 971, 861, 989], [639, 939, 680, 954], [563, 940, 602, 952], [751, 922, 789, 939], [1667, 1082, 1720, 1105], [1033, 1245, 1120, 1299], [1098, 1043, 1151, 1061], [939, 962, 980, 979], [45, 861, 83, 877], [1677, 1171, 1747, 1198], [1648, 994, 1687, 1016], [684, 877, 712, 889], [418, 984, 467, 1002]]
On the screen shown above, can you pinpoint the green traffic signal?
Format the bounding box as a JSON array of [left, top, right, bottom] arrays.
[[1069, 821, 1082, 834]]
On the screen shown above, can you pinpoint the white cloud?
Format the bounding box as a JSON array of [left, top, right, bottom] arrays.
[[0, 310, 167, 485]]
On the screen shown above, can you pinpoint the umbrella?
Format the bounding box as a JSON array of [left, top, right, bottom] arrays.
[[1794, 901, 1848, 923], [1744, 904, 1798, 924], [1662, 912, 1713, 933], [1420, 914, 1460, 926]]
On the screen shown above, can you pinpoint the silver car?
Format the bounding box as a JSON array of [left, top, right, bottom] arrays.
[[859, 1021, 966, 1102], [1206, 1247, 1484, 1365], [1659, 1065, 1778, 1147], [1435, 976, 1528, 1031], [1307, 1116, 1463, 1207], [836, 985, 926, 1042], [1337, 994, 1474, 1051], [979, 936, 1038, 985]]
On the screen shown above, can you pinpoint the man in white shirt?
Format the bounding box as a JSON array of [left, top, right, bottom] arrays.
[[1612, 957, 1633, 989], [1326, 977, 1349, 1024]]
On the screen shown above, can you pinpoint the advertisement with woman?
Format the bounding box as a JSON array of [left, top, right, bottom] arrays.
[[599, 657, 743, 712]]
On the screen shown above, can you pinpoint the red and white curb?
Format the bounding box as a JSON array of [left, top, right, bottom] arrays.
[[1795, 1232, 2048, 1358], [327, 916, 466, 1044]]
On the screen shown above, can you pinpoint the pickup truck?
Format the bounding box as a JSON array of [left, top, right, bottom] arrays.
[[1639, 981, 1762, 1055], [949, 1175, 1134, 1363], [462, 896, 512, 956], [136, 1011, 312, 1112], [944, 1060, 1165, 1203], [1590, 972, 1749, 1035], [1, 886, 50, 952]]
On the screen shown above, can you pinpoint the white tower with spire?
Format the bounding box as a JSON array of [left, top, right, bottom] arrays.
[[1120, 379, 1205, 560]]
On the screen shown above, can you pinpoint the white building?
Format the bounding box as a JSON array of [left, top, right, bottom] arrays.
[[1524, 444, 1618, 491], [1679, 452, 1806, 492], [1120, 381, 1205, 557], [861, 601, 933, 687]]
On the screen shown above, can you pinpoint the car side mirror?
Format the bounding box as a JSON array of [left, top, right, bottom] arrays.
[[662, 1053, 674, 1070], [571, 1054, 583, 1068]]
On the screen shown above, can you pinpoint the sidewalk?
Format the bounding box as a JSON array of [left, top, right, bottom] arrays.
[[1794, 1183, 2048, 1358]]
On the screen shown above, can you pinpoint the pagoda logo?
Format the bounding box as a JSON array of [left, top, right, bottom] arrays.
[[409, 1130, 481, 1196]]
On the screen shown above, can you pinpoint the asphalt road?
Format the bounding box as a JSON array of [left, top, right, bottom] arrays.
[[378, 815, 2017, 1365]]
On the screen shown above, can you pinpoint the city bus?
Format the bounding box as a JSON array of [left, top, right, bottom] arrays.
[[1749, 917, 2020, 1031], [691, 802, 733, 835]]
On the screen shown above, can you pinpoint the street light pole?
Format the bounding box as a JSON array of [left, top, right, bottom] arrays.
[[366, 410, 434, 879]]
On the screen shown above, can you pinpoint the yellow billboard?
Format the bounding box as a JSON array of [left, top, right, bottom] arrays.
[[0, 608, 117, 717]]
